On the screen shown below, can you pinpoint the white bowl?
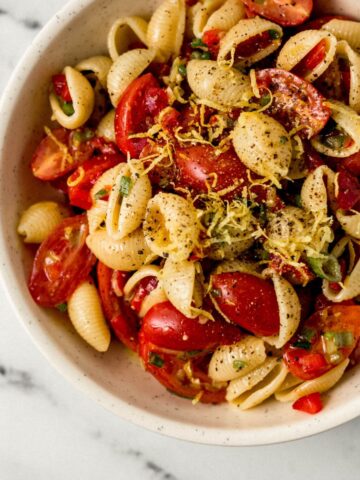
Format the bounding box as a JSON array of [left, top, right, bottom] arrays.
[[1, 0, 359, 446]]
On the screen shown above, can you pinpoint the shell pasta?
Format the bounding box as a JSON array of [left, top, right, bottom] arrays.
[[19, 0, 360, 414]]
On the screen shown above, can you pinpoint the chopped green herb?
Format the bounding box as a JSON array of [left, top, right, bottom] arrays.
[[119, 176, 133, 197], [210, 288, 222, 297], [200, 51, 211, 60], [191, 50, 203, 60], [293, 339, 312, 350], [258, 204, 267, 224], [149, 352, 164, 368], [280, 135, 288, 144], [294, 194, 302, 208], [268, 29, 281, 40], [178, 63, 187, 76], [94, 188, 108, 199], [260, 94, 271, 107], [56, 303, 68, 313], [191, 38, 206, 48], [307, 255, 342, 282], [61, 101, 75, 116], [233, 360, 247, 372], [73, 129, 94, 144], [322, 133, 346, 150], [301, 327, 316, 342], [324, 331, 354, 348]]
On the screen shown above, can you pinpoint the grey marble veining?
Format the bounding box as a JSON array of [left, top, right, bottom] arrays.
[[1, 1, 360, 479]]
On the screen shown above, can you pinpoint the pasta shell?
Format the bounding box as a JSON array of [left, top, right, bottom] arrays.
[[161, 257, 203, 318], [187, 59, 251, 108], [336, 41, 360, 113], [218, 17, 283, 67], [232, 361, 288, 410], [107, 48, 155, 107], [96, 110, 116, 143], [139, 284, 168, 318], [311, 101, 360, 158], [226, 357, 279, 401], [336, 210, 360, 240], [232, 112, 292, 182], [17, 201, 69, 244], [86, 228, 154, 271], [208, 336, 267, 382], [49, 66, 95, 129], [76, 55, 113, 88], [192, 0, 245, 38], [147, 0, 186, 62], [277, 30, 337, 83], [106, 164, 152, 240], [107, 16, 148, 61], [143, 192, 200, 261], [262, 269, 301, 349], [68, 280, 111, 353], [300, 165, 336, 216], [322, 19, 360, 50], [275, 359, 349, 403]]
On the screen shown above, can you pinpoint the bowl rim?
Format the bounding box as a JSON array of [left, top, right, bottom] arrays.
[[0, 0, 359, 446]]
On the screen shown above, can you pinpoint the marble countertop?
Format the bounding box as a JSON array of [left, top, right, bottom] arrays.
[[1, 1, 359, 478]]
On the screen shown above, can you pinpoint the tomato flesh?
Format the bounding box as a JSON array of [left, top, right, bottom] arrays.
[[284, 305, 360, 380], [67, 153, 124, 210], [336, 170, 360, 211], [29, 215, 96, 307], [292, 392, 323, 414], [52, 74, 72, 103], [234, 30, 274, 60], [292, 39, 327, 78], [115, 73, 168, 158], [256, 68, 330, 138], [130, 276, 158, 314], [242, 0, 313, 27], [210, 272, 280, 336], [202, 29, 224, 58], [175, 145, 249, 199], [141, 301, 242, 351]]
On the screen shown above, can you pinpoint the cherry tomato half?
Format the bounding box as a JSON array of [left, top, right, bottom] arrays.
[[242, 0, 313, 27], [67, 153, 124, 210], [256, 68, 330, 138], [292, 39, 327, 79], [210, 272, 280, 336], [174, 145, 249, 199], [141, 301, 242, 351], [284, 305, 360, 380], [97, 262, 138, 352], [28, 215, 96, 307], [292, 392, 323, 414], [115, 73, 168, 158], [52, 74, 72, 103]]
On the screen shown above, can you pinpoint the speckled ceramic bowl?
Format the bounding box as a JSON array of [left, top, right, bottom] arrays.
[[1, 0, 360, 446]]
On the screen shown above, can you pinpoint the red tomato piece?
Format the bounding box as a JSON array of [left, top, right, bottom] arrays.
[[139, 335, 227, 403], [269, 254, 315, 286], [233, 30, 273, 60], [202, 29, 224, 58], [130, 276, 158, 314], [292, 392, 323, 414], [256, 69, 330, 138], [174, 145, 249, 199], [115, 73, 168, 158], [336, 170, 360, 210], [97, 262, 138, 351], [284, 305, 360, 380], [242, 0, 313, 27], [141, 301, 242, 351], [28, 215, 96, 307], [341, 152, 360, 176], [210, 272, 280, 336], [52, 74, 72, 103], [67, 153, 124, 210], [292, 39, 327, 79]]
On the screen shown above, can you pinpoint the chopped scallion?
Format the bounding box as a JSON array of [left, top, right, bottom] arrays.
[[200, 51, 211, 60], [61, 101, 75, 116], [260, 94, 271, 107], [293, 339, 312, 350], [149, 352, 164, 368], [73, 129, 94, 143], [94, 188, 108, 199], [178, 64, 187, 76], [324, 331, 354, 348], [119, 176, 133, 197], [268, 29, 281, 40], [56, 303, 67, 313], [233, 360, 247, 372], [307, 255, 342, 282], [191, 38, 206, 48], [322, 133, 346, 150], [280, 135, 288, 144]]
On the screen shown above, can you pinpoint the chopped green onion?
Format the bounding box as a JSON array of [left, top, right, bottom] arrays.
[[280, 135, 288, 145], [191, 38, 206, 48], [149, 352, 164, 368], [119, 176, 133, 197], [210, 288, 222, 297], [293, 339, 312, 350], [294, 194, 302, 208], [73, 129, 94, 144], [233, 360, 247, 372], [307, 255, 342, 282], [268, 29, 281, 40], [258, 204, 267, 225], [260, 94, 271, 107], [61, 101, 75, 116], [56, 303, 68, 313], [324, 331, 354, 348], [178, 64, 187, 76], [322, 133, 346, 150], [191, 50, 203, 60], [200, 51, 211, 60], [301, 327, 316, 342], [94, 188, 108, 199]]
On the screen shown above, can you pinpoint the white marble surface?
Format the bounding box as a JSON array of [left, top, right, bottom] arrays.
[[1, 1, 360, 478]]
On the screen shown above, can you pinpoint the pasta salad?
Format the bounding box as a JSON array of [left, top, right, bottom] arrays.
[[17, 0, 360, 415]]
